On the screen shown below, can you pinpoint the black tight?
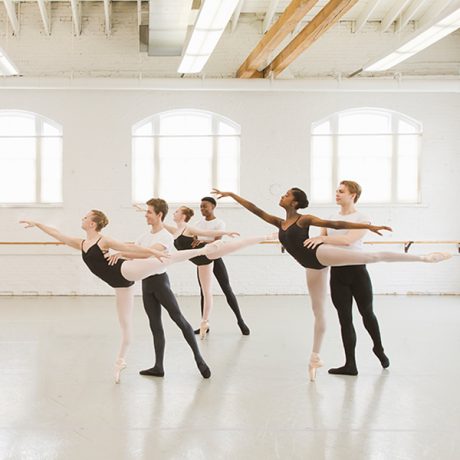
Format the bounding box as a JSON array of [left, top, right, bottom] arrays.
[[329, 265, 388, 374], [142, 273, 208, 375], [197, 258, 249, 334]]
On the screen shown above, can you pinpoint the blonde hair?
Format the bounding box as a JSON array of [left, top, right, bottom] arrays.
[[180, 206, 194, 222], [90, 210, 109, 231], [340, 180, 362, 203]]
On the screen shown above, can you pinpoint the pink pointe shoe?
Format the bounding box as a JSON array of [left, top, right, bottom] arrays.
[[199, 320, 210, 340], [114, 358, 127, 384], [308, 353, 323, 382], [421, 252, 452, 263]]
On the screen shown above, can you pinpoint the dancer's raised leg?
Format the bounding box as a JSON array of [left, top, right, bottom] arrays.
[[205, 234, 270, 260], [114, 286, 135, 383]]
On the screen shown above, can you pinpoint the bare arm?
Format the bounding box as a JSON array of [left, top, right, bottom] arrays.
[[105, 242, 168, 265], [19, 221, 82, 250], [101, 236, 167, 261], [304, 228, 368, 248], [299, 214, 392, 235], [212, 189, 283, 228]]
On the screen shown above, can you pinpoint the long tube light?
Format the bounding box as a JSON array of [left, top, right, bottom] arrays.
[[364, 7, 460, 71], [178, 0, 240, 74]]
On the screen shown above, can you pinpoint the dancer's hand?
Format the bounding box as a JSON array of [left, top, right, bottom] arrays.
[[151, 248, 170, 262], [369, 225, 392, 236], [303, 236, 326, 249], [104, 252, 125, 266], [19, 220, 38, 228], [191, 237, 203, 248], [133, 204, 146, 213], [212, 188, 232, 199]]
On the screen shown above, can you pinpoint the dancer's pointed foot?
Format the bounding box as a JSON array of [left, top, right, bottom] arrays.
[[194, 327, 210, 336], [373, 347, 390, 368], [308, 352, 323, 382], [199, 320, 209, 340], [328, 365, 358, 376], [139, 366, 165, 377], [238, 321, 250, 335], [114, 358, 127, 384], [196, 360, 211, 379], [421, 252, 452, 263]]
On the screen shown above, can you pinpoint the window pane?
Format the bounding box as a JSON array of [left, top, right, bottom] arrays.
[[312, 121, 330, 135], [43, 122, 60, 136], [218, 121, 239, 135], [0, 138, 36, 202], [133, 122, 153, 136], [158, 137, 212, 202], [337, 135, 392, 202], [399, 119, 420, 134], [0, 114, 35, 136], [339, 112, 391, 134], [41, 138, 63, 203], [132, 138, 154, 202], [160, 113, 212, 136], [217, 137, 239, 193], [397, 134, 419, 202], [310, 136, 333, 202]]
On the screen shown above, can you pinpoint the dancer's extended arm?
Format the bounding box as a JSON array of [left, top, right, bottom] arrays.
[[305, 228, 368, 249], [100, 236, 167, 261], [298, 215, 391, 236], [186, 225, 239, 239], [19, 221, 82, 250], [212, 189, 283, 228]]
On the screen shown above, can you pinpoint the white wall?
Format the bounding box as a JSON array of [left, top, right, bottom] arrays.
[[0, 82, 459, 295]]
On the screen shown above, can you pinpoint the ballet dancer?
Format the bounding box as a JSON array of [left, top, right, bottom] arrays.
[[212, 188, 451, 381], [192, 196, 250, 336], [19, 210, 220, 382], [164, 206, 271, 339], [107, 199, 211, 379], [308, 181, 389, 376]]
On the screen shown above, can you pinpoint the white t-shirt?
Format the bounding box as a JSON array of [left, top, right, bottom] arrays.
[[136, 228, 174, 275], [194, 217, 226, 242], [326, 211, 371, 250]]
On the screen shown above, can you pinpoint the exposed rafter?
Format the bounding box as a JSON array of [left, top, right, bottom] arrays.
[[231, 0, 244, 33], [103, 0, 112, 35], [264, 0, 360, 78], [36, 0, 51, 36], [263, 0, 281, 33], [397, 0, 429, 31], [237, 0, 318, 79], [380, 0, 412, 32], [418, 0, 455, 29], [70, 0, 82, 36], [354, 0, 381, 33], [3, 0, 20, 35]]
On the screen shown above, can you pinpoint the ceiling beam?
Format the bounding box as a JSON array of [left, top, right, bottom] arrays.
[[264, 0, 360, 78], [231, 0, 245, 33], [69, 0, 81, 36], [418, 0, 455, 29], [263, 0, 281, 33], [397, 0, 429, 31], [103, 0, 112, 35], [36, 0, 51, 36], [237, 0, 318, 79], [380, 0, 412, 32], [354, 0, 381, 33], [3, 0, 20, 35]]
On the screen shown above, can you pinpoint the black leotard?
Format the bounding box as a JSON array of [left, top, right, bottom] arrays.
[[81, 238, 134, 288], [174, 232, 212, 266], [278, 217, 326, 270]]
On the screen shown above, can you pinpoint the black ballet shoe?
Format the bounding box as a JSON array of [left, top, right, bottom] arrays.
[[238, 321, 250, 335], [194, 327, 210, 335], [139, 366, 165, 377], [373, 347, 390, 368], [197, 361, 211, 379], [328, 365, 358, 376]]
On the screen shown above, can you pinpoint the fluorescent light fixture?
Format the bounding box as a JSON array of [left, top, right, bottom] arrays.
[[364, 7, 460, 71], [0, 47, 19, 76], [178, 0, 240, 73]]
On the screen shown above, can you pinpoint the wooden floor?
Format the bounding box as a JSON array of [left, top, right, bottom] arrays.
[[0, 294, 459, 459]]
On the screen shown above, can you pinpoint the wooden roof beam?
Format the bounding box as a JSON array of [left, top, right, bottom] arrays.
[[237, 0, 318, 79], [264, 0, 360, 78]]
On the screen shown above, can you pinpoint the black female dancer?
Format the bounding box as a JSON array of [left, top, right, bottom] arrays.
[[212, 188, 451, 381], [165, 206, 271, 339]]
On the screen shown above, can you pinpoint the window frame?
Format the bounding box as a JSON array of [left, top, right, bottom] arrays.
[[132, 109, 241, 204], [0, 110, 63, 207], [310, 107, 422, 205]]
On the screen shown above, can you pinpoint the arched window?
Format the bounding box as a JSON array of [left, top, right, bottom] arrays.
[[0, 110, 63, 204], [310, 108, 421, 203], [132, 109, 240, 203]]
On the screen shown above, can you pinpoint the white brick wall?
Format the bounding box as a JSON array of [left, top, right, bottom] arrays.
[[0, 83, 459, 295]]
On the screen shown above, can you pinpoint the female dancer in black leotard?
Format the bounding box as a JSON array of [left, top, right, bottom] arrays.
[[212, 188, 451, 381], [165, 206, 271, 339], [20, 210, 220, 382]]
